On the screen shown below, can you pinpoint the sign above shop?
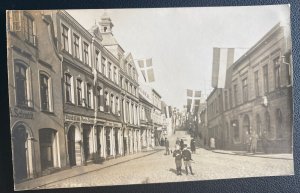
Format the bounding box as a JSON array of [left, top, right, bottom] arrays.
[[10, 107, 33, 119]]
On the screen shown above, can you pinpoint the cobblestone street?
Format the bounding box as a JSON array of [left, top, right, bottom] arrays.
[[37, 131, 293, 189]]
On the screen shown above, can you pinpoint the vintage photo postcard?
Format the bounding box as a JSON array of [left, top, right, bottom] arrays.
[[6, 4, 293, 190]]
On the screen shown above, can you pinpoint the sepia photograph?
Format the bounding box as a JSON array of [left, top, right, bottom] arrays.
[[6, 4, 294, 191]]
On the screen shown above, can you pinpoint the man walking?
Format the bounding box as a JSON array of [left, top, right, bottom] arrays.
[[190, 138, 196, 154], [165, 138, 170, 155], [182, 144, 194, 175], [173, 145, 182, 175]]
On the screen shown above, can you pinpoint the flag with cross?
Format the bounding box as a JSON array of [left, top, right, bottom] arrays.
[[186, 89, 201, 114], [137, 58, 155, 83]]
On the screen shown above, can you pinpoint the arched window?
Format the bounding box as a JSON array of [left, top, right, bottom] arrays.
[[40, 73, 52, 112], [265, 111, 271, 137], [15, 62, 32, 108], [243, 115, 250, 134], [256, 114, 262, 137], [276, 109, 283, 138]]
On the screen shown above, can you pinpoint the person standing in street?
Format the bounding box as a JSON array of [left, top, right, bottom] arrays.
[[176, 137, 180, 145], [173, 145, 183, 175], [180, 139, 184, 150], [182, 144, 194, 175], [165, 138, 170, 155], [251, 130, 258, 154], [190, 138, 196, 154]]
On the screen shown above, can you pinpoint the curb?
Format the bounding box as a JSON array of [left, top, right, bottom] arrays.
[[16, 149, 164, 190], [211, 150, 293, 160]]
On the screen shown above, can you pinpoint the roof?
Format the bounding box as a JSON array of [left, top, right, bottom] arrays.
[[101, 33, 119, 46]]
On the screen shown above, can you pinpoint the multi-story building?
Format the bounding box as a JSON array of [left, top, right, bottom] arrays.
[[7, 10, 169, 182], [119, 52, 141, 154], [207, 22, 293, 153], [7, 10, 67, 182], [151, 89, 163, 146]]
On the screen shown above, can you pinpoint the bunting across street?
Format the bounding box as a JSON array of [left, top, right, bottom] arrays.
[[137, 58, 155, 83]]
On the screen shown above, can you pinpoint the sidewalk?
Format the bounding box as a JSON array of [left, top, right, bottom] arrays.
[[211, 149, 293, 160], [15, 147, 164, 190]]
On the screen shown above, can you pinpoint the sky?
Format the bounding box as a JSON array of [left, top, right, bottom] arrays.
[[67, 5, 290, 109]]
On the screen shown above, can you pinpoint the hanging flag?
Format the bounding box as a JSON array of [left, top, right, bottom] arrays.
[[137, 58, 155, 83], [186, 89, 201, 113], [212, 47, 235, 88]]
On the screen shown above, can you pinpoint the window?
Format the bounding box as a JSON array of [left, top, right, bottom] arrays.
[[11, 11, 21, 31], [218, 94, 222, 112], [86, 84, 92, 108], [73, 34, 80, 59], [263, 65, 269, 93], [276, 109, 283, 138], [233, 85, 238, 106], [108, 62, 112, 79], [62, 24, 69, 52], [115, 97, 119, 115], [232, 120, 239, 142], [133, 69, 136, 81], [64, 74, 73, 103], [95, 50, 100, 71], [120, 76, 123, 88], [105, 92, 109, 112], [224, 91, 228, 110], [15, 63, 30, 107], [24, 14, 35, 45], [265, 111, 271, 138], [101, 57, 106, 75], [242, 78, 248, 102], [274, 57, 280, 89], [110, 94, 114, 114], [113, 66, 117, 83], [229, 88, 232, 109], [254, 71, 259, 97], [40, 74, 51, 111], [97, 87, 103, 111], [83, 42, 89, 65], [76, 79, 82, 106]]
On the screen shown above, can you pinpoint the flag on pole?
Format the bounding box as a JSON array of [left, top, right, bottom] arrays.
[[212, 47, 235, 88], [186, 89, 201, 113], [137, 58, 155, 83]]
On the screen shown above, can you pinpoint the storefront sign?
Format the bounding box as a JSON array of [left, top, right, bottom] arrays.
[[65, 114, 81, 122], [81, 116, 94, 124], [10, 107, 33, 119]]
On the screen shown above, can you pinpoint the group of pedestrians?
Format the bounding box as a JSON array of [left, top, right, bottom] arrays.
[[171, 138, 195, 176]]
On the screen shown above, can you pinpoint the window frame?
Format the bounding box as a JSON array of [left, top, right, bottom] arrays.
[[39, 72, 53, 112]]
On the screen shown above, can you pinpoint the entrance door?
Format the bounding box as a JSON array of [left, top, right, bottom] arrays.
[[39, 128, 57, 171], [114, 129, 119, 155], [83, 127, 91, 161], [67, 126, 76, 166], [106, 128, 111, 156], [13, 126, 29, 182]]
